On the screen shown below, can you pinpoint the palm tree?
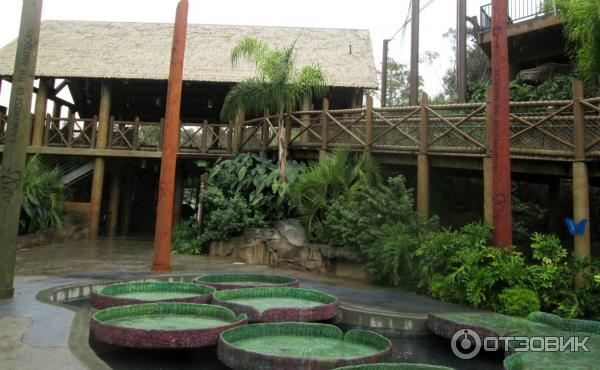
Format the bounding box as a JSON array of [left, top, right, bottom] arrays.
[[289, 148, 380, 239], [220, 37, 327, 182]]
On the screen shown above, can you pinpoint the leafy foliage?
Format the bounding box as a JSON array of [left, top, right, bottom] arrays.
[[10, 155, 68, 233], [497, 287, 541, 317], [289, 149, 379, 241], [172, 219, 202, 255], [555, 0, 600, 77], [189, 153, 304, 253], [208, 153, 303, 220]]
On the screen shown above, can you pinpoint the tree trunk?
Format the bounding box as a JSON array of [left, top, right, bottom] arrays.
[[278, 115, 287, 182]]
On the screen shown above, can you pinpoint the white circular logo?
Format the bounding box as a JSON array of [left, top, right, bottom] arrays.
[[451, 329, 482, 359]]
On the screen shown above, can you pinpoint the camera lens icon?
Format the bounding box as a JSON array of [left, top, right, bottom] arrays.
[[451, 329, 482, 359]]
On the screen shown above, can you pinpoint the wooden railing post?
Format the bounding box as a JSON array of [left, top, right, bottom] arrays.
[[260, 110, 269, 159], [285, 104, 292, 154], [201, 119, 208, 153], [300, 97, 311, 144], [365, 95, 373, 155], [42, 113, 51, 146], [132, 117, 140, 150], [483, 87, 494, 223], [67, 113, 75, 147], [32, 77, 50, 146], [572, 80, 590, 285], [319, 98, 329, 162], [233, 110, 244, 155], [417, 92, 429, 218], [0, 110, 5, 140]]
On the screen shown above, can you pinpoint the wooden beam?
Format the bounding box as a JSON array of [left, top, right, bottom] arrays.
[[0, 0, 43, 300]]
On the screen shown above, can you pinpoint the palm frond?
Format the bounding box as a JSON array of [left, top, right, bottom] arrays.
[[231, 37, 268, 66]]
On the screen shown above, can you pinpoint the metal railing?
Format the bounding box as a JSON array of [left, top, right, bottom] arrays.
[[480, 0, 557, 30]]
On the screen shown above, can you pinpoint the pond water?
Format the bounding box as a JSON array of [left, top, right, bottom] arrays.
[[68, 299, 504, 370]]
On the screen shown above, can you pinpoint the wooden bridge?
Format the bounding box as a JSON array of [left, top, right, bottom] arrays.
[[2, 90, 600, 176], [0, 84, 598, 243]]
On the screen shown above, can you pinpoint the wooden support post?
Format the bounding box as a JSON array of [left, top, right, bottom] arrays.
[[96, 82, 111, 149], [67, 113, 75, 147], [572, 81, 590, 286], [260, 111, 269, 159], [89, 79, 111, 238], [365, 95, 373, 155], [152, 0, 188, 273], [233, 110, 244, 155], [52, 101, 61, 122], [32, 77, 50, 146], [173, 165, 184, 226], [483, 87, 494, 223], [491, 0, 513, 248], [107, 168, 121, 238], [89, 157, 105, 239], [201, 119, 208, 153], [417, 92, 429, 218], [0, 0, 43, 300], [300, 97, 310, 144], [120, 171, 133, 237], [319, 98, 329, 163]]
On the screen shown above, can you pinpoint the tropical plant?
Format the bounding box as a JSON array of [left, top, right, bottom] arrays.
[[207, 153, 304, 221], [12, 155, 67, 233], [555, 0, 600, 78], [289, 148, 380, 240], [497, 287, 541, 317], [220, 37, 327, 181], [172, 219, 202, 255]]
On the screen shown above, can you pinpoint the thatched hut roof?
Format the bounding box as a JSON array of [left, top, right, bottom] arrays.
[[0, 21, 378, 89]]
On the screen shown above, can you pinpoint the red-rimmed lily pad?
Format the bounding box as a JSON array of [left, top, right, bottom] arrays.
[[90, 303, 247, 348], [193, 273, 299, 290], [218, 322, 392, 370], [90, 281, 215, 309], [212, 287, 338, 322]]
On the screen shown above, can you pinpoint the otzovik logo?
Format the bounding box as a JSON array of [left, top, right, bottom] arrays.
[[451, 329, 481, 359]]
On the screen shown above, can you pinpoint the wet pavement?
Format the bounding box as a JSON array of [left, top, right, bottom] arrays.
[[1, 238, 491, 369]]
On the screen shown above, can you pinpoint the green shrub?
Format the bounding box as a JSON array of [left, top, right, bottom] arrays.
[[289, 149, 379, 241], [323, 175, 419, 252], [414, 222, 492, 291], [429, 245, 528, 308], [497, 287, 541, 317], [172, 219, 202, 255], [14, 155, 68, 233], [363, 225, 418, 286], [198, 185, 267, 250]]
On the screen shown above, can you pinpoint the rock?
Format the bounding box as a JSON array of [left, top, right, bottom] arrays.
[[277, 219, 306, 247], [517, 63, 571, 84]]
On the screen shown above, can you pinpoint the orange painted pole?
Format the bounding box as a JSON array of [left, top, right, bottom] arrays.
[[152, 0, 188, 272], [491, 0, 512, 247]]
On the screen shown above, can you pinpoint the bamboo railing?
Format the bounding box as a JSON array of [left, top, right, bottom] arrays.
[[3, 95, 599, 162]]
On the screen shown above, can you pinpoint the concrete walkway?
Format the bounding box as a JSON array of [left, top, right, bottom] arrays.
[[1, 238, 475, 369]]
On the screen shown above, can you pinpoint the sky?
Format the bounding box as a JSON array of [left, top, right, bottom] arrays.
[[0, 0, 489, 109]]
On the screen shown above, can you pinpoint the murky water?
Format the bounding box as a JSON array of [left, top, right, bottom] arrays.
[[69, 299, 503, 370]]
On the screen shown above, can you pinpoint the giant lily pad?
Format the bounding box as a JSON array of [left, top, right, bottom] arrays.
[[90, 302, 247, 348], [212, 287, 338, 322], [193, 273, 299, 290], [218, 322, 392, 370]]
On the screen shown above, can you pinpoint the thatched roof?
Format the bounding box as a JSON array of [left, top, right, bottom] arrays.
[[0, 21, 378, 89]]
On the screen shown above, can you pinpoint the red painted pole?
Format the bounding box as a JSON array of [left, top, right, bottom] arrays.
[[152, 0, 188, 272], [491, 0, 512, 247]]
